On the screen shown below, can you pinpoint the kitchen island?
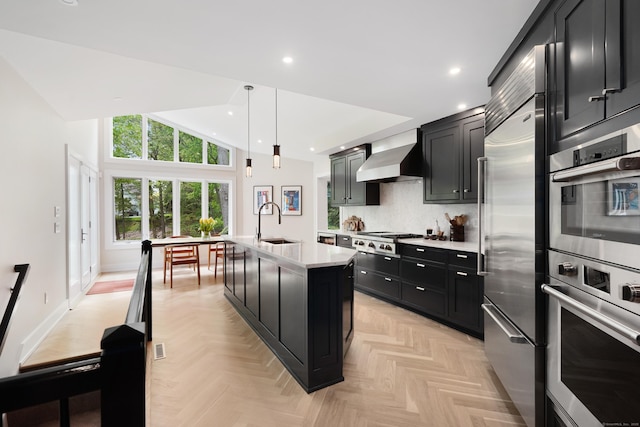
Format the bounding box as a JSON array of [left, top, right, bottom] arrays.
[[223, 236, 356, 392]]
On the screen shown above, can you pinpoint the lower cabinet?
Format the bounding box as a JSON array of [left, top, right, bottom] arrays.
[[223, 242, 352, 392], [355, 244, 483, 338]]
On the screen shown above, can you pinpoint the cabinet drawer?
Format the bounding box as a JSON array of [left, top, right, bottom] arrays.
[[399, 244, 447, 263], [448, 251, 477, 269], [356, 270, 400, 300], [336, 234, 353, 248], [356, 252, 400, 276], [401, 283, 446, 316], [401, 259, 446, 291]]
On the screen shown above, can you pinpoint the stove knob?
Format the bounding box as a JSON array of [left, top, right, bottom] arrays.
[[558, 262, 577, 276], [385, 245, 392, 250], [379, 244, 386, 249], [622, 284, 640, 303], [358, 240, 364, 245], [368, 242, 375, 248]]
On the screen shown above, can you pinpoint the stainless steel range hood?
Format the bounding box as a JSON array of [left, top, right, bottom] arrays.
[[356, 130, 422, 183]]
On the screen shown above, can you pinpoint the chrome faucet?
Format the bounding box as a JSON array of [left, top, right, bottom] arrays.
[[256, 201, 281, 241]]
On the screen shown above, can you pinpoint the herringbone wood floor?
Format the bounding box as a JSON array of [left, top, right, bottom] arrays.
[[20, 265, 526, 426]]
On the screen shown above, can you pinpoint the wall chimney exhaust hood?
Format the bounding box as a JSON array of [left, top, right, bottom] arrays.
[[356, 129, 422, 183]]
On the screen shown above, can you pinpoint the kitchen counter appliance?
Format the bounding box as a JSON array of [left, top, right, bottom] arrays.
[[352, 232, 422, 257], [478, 45, 546, 427], [545, 125, 640, 426]]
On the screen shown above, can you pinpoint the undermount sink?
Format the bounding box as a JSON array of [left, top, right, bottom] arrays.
[[260, 238, 297, 245]]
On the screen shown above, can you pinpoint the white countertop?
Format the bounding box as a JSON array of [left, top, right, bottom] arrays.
[[225, 236, 357, 269], [397, 237, 478, 253]]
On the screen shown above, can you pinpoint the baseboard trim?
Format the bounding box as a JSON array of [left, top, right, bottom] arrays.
[[19, 300, 69, 364]]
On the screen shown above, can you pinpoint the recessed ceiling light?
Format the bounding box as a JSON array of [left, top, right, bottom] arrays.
[[112, 97, 123, 102], [227, 111, 233, 116], [212, 132, 217, 136], [309, 147, 315, 152], [340, 146, 345, 150], [60, 0, 78, 5], [449, 67, 461, 75], [457, 103, 467, 110], [283, 56, 293, 64]]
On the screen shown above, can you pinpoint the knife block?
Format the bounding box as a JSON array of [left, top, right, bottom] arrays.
[[450, 225, 465, 242]]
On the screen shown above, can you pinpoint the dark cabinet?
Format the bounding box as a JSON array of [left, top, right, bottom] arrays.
[[554, 0, 640, 141], [355, 251, 401, 300], [259, 258, 279, 338], [330, 144, 379, 206], [422, 109, 485, 204], [335, 234, 353, 248], [447, 252, 483, 335], [400, 256, 447, 316]]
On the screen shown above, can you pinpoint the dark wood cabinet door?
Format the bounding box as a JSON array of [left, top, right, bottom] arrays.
[[233, 247, 246, 304], [330, 156, 347, 206], [259, 257, 279, 338], [462, 118, 484, 201], [423, 124, 461, 202], [279, 266, 306, 361], [447, 268, 482, 333], [555, 0, 606, 139], [244, 248, 259, 316], [346, 151, 365, 205], [606, 0, 640, 117]]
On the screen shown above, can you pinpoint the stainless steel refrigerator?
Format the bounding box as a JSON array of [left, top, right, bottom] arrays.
[[477, 45, 546, 427]]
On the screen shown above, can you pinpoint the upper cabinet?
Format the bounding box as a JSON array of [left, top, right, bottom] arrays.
[[330, 144, 380, 207], [422, 108, 485, 204], [553, 0, 640, 142]]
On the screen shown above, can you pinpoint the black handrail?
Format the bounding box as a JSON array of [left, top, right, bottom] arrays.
[[125, 240, 153, 339], [0, 264, 30, 356]]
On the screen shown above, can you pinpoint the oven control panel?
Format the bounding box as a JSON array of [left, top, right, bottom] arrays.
[[573, 134, 626, 166]]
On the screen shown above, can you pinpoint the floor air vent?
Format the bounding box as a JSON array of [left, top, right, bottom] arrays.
[[154, 343, 166, 360]]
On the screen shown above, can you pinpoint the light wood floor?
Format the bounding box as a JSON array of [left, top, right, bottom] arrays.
[[18, 265, 526, 426]]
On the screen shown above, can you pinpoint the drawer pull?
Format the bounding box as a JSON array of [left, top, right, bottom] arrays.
[[384, 257, 392, 261], [384, 277, 392, 282], [416, 248, 425, 252], [360, 271, 367, 275], [456, 271, 468, 276], [456, 254, 468, 259], [343, 237, 349, 240], [416, 263, 425, 268], [416, 286, 425, 291]]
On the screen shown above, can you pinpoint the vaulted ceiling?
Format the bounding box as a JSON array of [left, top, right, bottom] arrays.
[[0, 0, 538, 160]]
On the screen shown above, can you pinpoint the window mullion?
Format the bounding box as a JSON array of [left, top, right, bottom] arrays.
[[142, 115, 149, 160]]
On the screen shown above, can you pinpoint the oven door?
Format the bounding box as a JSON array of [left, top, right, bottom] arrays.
[[549, 163, 640, 270], [543, 280, 640, 427]]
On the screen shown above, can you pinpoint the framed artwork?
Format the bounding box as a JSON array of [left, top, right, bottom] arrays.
[[253, 185, 273, 215], [607, 178, 640, 216], [281, 185, 302, 216]]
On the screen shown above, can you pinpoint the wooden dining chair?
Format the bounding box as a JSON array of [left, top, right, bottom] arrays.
[[208, 242, 224, 277], [163, 237, 201, 288]]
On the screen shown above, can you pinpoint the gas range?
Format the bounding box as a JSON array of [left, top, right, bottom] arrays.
[[351, 231, 421, 257]]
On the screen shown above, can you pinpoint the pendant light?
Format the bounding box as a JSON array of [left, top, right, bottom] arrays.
[[244, 85, 254, 177], [272, 88, 281, 169]]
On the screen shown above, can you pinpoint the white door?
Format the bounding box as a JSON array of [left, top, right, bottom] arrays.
[[80, 165, 92, 289], [67, 155, 82, 302]]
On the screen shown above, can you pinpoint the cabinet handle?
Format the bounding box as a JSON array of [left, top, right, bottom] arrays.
[[602, 88, 620, 95], [588, 95, 605, 102], [360, 270, 367, 274], [456, 254, 468, 259], [453, 189, 460, 193], [343, 237, 349, 240], [456, 271, 468, 276], [384, 257, 392, 261], [416, 286, 425, 291], [463, 188, 470, 193], [384, 277, 392, 282], [416, 248, 425, 252], [416, 263, 425, 268]]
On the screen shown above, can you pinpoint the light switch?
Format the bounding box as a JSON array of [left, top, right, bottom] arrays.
[[54, 222, 61, 234], [54, 206, 61, 217]]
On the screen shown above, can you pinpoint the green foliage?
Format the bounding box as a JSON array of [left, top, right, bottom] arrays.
[[114, 178, 142, 239], [327, 182, 340, 229], [149, 180, 173, 238], [207, 142, 231, 165], [113, 115, 142, 159], [180, 181, 202, 236], [179, 131, 202, 164], [148, 119, 174, 161]]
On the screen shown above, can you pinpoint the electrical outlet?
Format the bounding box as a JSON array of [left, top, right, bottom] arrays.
[[54, 206, 61, 217]]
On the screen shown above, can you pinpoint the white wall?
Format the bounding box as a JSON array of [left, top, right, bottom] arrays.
[[239, 151, 316, 244], [0, 57, 98, 375], [342, 179, 478, 243]]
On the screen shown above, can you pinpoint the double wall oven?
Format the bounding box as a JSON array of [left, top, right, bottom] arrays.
[[545, 126, 640, 426]]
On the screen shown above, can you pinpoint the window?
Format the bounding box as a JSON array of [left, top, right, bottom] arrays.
[[208, 141, 230, 166], [180, 181, 202, 236], [208, 182, 229, 234], [327, 181, 339, 230], [179, 131, 202, 164], [148, 119, 174, 162], [114, 178, 142, 240], [113, 115, 142, 159], [149, 180, 172, 238]]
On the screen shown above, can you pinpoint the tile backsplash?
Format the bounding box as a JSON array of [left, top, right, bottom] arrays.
[[341, 179, 478, 243]]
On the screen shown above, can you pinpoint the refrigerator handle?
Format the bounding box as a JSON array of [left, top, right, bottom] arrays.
[[477, 156, 488, 276], [482, 303, 528, 344]]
